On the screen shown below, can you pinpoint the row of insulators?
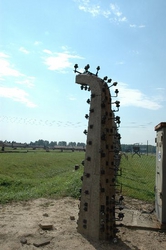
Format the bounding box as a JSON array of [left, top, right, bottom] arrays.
[[84, 110, 120, 121]]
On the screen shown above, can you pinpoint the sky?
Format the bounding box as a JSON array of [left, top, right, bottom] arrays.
[[0, 0, 166, 145]]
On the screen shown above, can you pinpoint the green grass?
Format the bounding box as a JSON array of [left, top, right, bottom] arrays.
[[0, 151, 156, 203], [0, 151, 84, 203], [119, 154, 155, 202]]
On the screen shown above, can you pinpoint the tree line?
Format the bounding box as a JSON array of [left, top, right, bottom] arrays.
[[29, 139, 85, 148]]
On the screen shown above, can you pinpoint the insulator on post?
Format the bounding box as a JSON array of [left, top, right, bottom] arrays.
[[85, 173, 90, 177], [108, 82, 118, 88], [86, 156, 91, 161], [96, 66, 100, 76], [83, 129, 88, 135], [84, 64, 90, 72], [119, 195, 124, 204], [87, 98, 91, 104], [103, 76, 108, 81]]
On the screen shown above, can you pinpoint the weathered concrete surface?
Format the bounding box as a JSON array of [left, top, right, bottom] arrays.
[[118, 209, 162, 230]]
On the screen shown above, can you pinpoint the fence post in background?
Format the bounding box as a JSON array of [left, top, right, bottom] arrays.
[[147, 140, 148, 156], [155, 122, 166, 228]]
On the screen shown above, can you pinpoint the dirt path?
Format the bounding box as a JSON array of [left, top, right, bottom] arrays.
[[0, 197, 166, 250]]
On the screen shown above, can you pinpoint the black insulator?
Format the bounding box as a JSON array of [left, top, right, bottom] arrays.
[[90, 108, 94, 113], [84, 85, 88, 91], [88, 87, 91, 91], [101, 169, 105, 175], [101, 102, 105, 108], [89, 124, 93, 129], [88, 140, 92, 145], [118, 213, 124, 219], [81, 160, 84, 166], [117, 207, 124, 211], [85, 114, 89, 119], [119, 195, 124, 203], [74, 64, 78, 70], [85, 173, 90, 178], [101, 133, 106, 140], [100, 205, 105, 212], [84, 190, 89, 195], [115, 101, 120, 107], [96, 66, 100, 76], [112, 178, 116, 182], [80, 85, 84, 90], [91, 93, 95, 98], [83, 219, 87, 224], [84, 202, 88, 207], [86, 156, 91, 161], [84, 64, 90, 71], [84, 207, 88, 211], [83, 129, 88, 135], [79, 188, 82, 193], [87, 99, 90, 104], [99, 149, 105, 156], [101, 116, 106, 124], [103, 76, 108, 81], [80, 176, 83, 181], [107, 78, 112, 83], [101, 188, 105, 192]]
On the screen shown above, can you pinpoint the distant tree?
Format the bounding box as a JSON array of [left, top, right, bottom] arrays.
[[58, 141, 67, 146], [50, 141, 57, 147], [68, 142, 76, 147], [77, 142, 86, 147]]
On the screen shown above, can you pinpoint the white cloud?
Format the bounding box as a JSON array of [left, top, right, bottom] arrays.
[[68, 94, 76, 101], [139, 25, 146, 28], [76, 1, 127, 23], [0, 54, 22, 77], [79, 3, 100, 17], [0, 52, 9, 58], [76, 1, 147, 27], [0, 86, 37, 108], [19, 47, 30, 54], [16, 76, 35, 88], [43, 51, 83, 72], [43, 49, 53, 55], [34, 41, 41, 46], [130, 24, 145, 28], [118, 83, 162, 110], [116, 61, 125, 65]]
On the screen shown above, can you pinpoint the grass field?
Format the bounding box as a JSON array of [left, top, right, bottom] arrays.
[[0, 150, 84, 203], [119, 154, 155, 202], [0, 151, 156, 203]]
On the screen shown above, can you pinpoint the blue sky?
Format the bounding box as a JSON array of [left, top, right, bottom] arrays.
[[0, 0, 166, 145]]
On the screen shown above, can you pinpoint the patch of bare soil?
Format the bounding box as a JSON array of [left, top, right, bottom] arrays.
[[0, 197, 166, 250]]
